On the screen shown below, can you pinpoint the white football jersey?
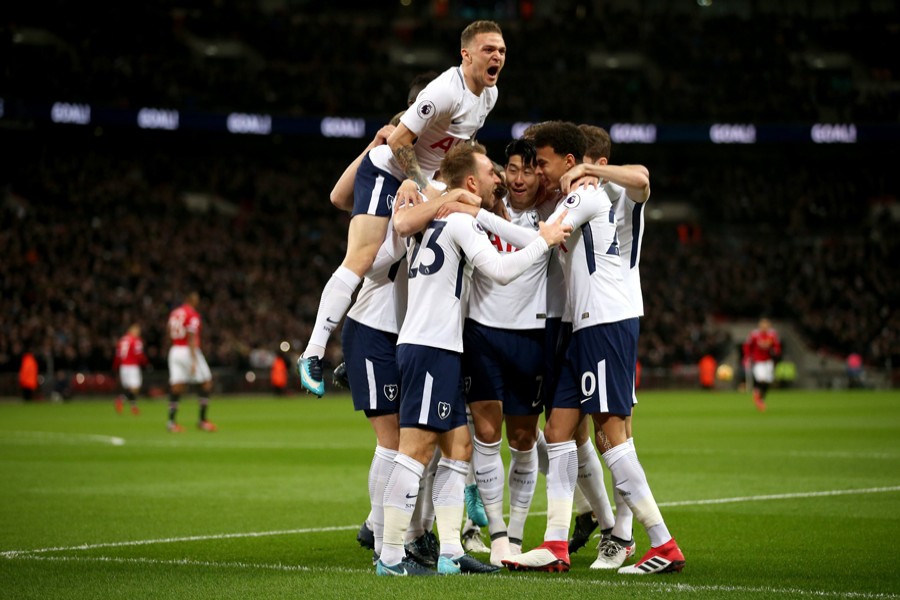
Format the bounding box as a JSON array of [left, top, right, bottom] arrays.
[[475, 202, 566, 322], [468, 200, 549, 329], [546, 186, 632, 331], [369, 66, 498, 181], [398, 213, 549, 352], [605, 181, 646, 318], [347, 219, 408, 334]]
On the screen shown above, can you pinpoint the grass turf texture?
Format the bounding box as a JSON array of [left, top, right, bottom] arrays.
[[0, 390, 898, 600]]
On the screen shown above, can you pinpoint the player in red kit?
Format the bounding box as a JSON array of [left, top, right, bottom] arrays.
[[742, 318, 782, 411], [167, 292, 216, 432], [113, 324, 148, 414]]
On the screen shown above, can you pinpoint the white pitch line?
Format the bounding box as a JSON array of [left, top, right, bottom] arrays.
[[3, 485, 899, 559], [7, 555, 899, 600], [656, 485, 900, 508], [0, 431, 125, 446], [0, 526, 358, 558]]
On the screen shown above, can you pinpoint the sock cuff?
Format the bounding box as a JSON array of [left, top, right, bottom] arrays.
[[576, 440, 596, 461], [437, 457, 469, 476], [473, 437, 502, 455], [394, 452, 426, 478], [546, 439, 577, 460], [601, 441, 633, 467], [334, 265, 362, 289], [375, 445, 399, 461], [509, 444, 537, 463]]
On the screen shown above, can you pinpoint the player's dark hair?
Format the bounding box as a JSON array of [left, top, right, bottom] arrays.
[[578, 124, 611, 161], [505, 138, 536, 167], [461, 20, 503, 48], [532, 121, 587, 162], [407, 71, 438, 106]]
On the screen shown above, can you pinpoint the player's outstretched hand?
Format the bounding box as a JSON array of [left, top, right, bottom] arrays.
[[435, 200, 479, 220], [560, 164, 600, 194], [394, 179, 423, 211], [539, 209, 572, 247], [373, 124, 396, 147]]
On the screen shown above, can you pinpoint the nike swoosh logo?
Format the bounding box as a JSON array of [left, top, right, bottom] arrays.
[[300, 369, 321, 389], [474, 469, 492, 476], [325, 317, 340, 324], [580, 398, 591, 404], [512, 470, 532, 475], [383, 566, 408, 576], [405, 493, 418, 499], [531, 398, 542, 407], [451, 117, 465, 124]]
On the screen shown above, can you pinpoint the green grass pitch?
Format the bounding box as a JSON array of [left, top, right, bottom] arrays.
[[1, 389, 898, 599]]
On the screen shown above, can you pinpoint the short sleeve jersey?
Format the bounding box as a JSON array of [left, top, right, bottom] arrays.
[[467, 201, 548, 330], [347, 219, 408, 334], [168, 304, 201, 348], [115, 334, 147, 368], [369, 66, 498, 181], [606, 182, 646, 318], [547, 186, 632, 331]]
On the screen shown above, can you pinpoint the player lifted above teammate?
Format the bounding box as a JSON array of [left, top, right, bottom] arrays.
[[375, 143, 570, 576], [297, 20, 506, 397]]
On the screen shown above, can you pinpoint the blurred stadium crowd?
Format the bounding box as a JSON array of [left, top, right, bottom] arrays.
[[1, 1, 898, 384]]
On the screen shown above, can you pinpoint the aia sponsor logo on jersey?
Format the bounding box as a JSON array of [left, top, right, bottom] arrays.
[[417, 100, 436, 119]]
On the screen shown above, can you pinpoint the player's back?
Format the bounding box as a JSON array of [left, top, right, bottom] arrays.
[[606, 181, 646, 318], [168, 304, 200, 346], [552, 185, 632, 330]]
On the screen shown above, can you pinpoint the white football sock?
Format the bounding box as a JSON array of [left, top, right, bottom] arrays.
[[382, 453, 424, 566], [472, 437, 507, 536], [536, 428, 549, 475], [602, 441, 671, 547], [304, 266, 360, 359], [406, 448, 439, 542], [611, 438, 635, 541], [433, 458, 468, 558], [576, 440, 615, 530], [507, 444, 538, 545], [544, 440, 578, 542], [369, 445, 398, 555]]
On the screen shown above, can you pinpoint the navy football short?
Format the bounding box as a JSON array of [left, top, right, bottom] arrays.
[[397, 343, 467, 432], [463, 319, 544, 416], [552, 318, 639, 416], [352, 153, 402, 218], [341, 318, 400, 414]]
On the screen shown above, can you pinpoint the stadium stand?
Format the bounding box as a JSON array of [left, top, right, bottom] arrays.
[[1, 1, 897, 393]]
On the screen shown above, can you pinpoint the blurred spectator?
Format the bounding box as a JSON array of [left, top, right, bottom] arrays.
[[271, 353, 288, 396], [847, 353, 865, 389], [698, 355, 716, 390], [18, 351, 39, 401]]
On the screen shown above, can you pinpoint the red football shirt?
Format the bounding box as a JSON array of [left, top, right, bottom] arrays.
[[114, 334, 148, 368], [168, 304, 202, 348], [743, 328, 781, 363]]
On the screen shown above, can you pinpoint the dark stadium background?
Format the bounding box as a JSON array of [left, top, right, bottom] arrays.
[[1, 0, 897, 396]]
